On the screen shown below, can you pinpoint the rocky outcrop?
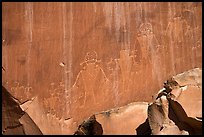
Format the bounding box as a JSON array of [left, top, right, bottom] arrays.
[[74, 68, 202, 135], [2, 3, 202, 131], [2, 2, 202, 134], [147, 68, 202, 135], [74, 115, 103, 135], [74, 102, 148, 135], [2, 68, 201, 135], [2, 86, 42, 135]]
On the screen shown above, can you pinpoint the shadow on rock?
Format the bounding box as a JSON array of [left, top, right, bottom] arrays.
[[74, 115, 103, 135], [135, 118, 151, 135], [2, 86, 43, 135], [168, 98, 202, 135]]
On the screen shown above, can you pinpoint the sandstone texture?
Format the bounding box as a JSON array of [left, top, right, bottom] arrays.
[[95, 102, 148, 135], [2, 86, 42, 135], [74, 68, 202, 135], [2, 2, 202, 135]]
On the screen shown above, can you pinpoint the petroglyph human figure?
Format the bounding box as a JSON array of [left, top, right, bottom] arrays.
[[106, 50, 138, 105], [106, 58, 120, 106], [136, 23, 161, 71], [137, 23, 161, 59], [181, 10, 200, 46], [137, 22, 162, 85], [165, 10, 199, 48], [166, 16, 187, 44], [166, 10, 199, 69], [71, 51, 109, 108]]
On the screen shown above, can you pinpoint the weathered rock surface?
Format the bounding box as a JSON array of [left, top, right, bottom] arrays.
[[74, 115, 103, 135], [74, 68, 202, 135], [147, 68, 202, 135], [74, 102, 149, 135], [2, 86, 42, 135], [2, 2, 202, 134], [95, 102, 149, 135], [172, 68, 202, 119]]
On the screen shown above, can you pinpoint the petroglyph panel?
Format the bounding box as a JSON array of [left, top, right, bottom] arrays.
[[2, 2, 202, 134]]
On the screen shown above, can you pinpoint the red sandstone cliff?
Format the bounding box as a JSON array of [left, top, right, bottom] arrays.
[[2, 2, 202, 135]]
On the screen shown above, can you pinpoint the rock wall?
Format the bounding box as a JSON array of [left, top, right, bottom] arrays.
[[2, 2, 202, 134], [2, 86, 43, 135], [74, 68, 202, 135]]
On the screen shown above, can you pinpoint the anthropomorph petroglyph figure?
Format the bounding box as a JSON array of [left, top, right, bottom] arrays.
[[137, 23, 162, 85], [106, 58, 120, 106], [71, 51, 110, 109], [165, 10, 199, 69], [165, 16, 188, 45], [165, 10, 198, 50], [137, 23, 161, 59], [106, 50, 139, 104]]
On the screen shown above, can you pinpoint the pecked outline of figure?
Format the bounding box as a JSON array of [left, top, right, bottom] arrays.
[[106, 57, 121, 106], [70, 51, 109, 109], [165, 10, 198, 71], [136, 22, 163, 87]]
